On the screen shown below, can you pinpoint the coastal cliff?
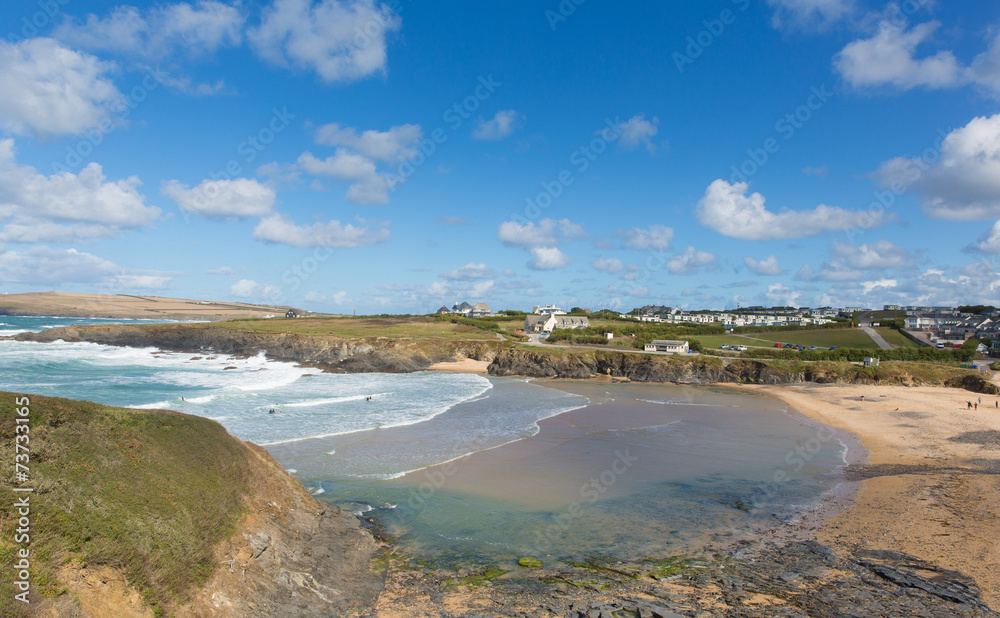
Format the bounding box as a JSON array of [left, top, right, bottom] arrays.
[[14, 323, 501, 374], [0, 392, 383, 617], [12, 322, 998, 391]]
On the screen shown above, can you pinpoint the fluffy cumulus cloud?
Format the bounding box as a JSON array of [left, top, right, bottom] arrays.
[[497, 218, 585, 248], [472, 110, 523, 141], [831, 240, 911, 269], [591, 258, 624, 274], [161, 178, 274, 218], [876, 114, 1000, 220], [253, 213, 389, 247], [0, 246, 171, 289], [249, 0, 401, 83], [0, 139, 159, 242], [744, 255, 785, 275], [764, 282, 801, 307], [666, 247, 715, 275], [696, 180, 859, 240], [230, 278, 281, 300], [54, 1, 245, 59], [616, 225, 673, 250], [298, 150, 394, 204], [834, 21, 969, 91], [528, 247, 572, 270], [977, 221, 1000, 254], [819, 263, 1000, 307], [767, 0, 854, 30], [0, 38, 122, 137], [440, 263, 495, 281], [313, 123, 421, 161], [617, 115, 660, 152]]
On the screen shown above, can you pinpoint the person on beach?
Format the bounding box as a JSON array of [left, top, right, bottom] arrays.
[[860, 395, 864, 402], [975, 403, 978, 410]]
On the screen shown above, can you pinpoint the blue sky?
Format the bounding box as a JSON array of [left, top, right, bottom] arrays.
[[2, 0, 1000, 313]]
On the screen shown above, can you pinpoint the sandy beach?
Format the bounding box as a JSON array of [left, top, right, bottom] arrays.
[[735, 382, 1000, 609], [426, 358, 491, 373]]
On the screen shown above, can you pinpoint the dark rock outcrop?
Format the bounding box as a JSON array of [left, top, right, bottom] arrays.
[[14, 324, 501, 374], [487, 349, 807, 384]]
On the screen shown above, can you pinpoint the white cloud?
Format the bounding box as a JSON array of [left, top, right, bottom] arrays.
[[502, 268, 516, 277], [440, 263, 495, 281], [628, 286, 649, 298], [764, 283, 801, 307], [298, 150, 394, 204], [249, 0, 400, 83], [744, 255, 785, 275], [834, 21, 969, 91], [591, 258, 624, 274], [831, 240, 911, 269], [666, 247, 715, 275], [54, 1, 244, 60], [861, 278, 898, 295], [0, 139, 158, 242], [528, 247, 571, 270], [696, 180, 859, 240], [313, 123, 422, 161], [874, 114, 1000, 220], [972, 32, 1000, 94], [796, 262, 863, 282], [253, 212, 389, 247], [207, 266, 235, 276], [472, 110, 523, 141], [767, 0, 855, 30], [161, 178, 275, 218], [0, 246, 171, 289], [977, 220, 1000, 254], [230, 278, 281, 300], [617, 225, 673, 250], [0, 38, 122, 137], [497, 218, 585, 248], [617, 115, 660, 152]]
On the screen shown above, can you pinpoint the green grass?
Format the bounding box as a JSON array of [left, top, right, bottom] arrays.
[[735, 328, 881, 350], [691, 335, 771, 349], [874, 327, 920, 348], [217, 316, 497, 341], [0, 393, 259, 616]]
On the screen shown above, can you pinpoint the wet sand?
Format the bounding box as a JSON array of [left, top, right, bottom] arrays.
[[732, 382, 1000, 609]]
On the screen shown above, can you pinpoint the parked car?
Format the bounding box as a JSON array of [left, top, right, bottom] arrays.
[[720, 344, 730, 349], [774, 343, 783, 347], [808, 346, 817, 350], [829, 346, 839, 350], [735, 345, 748, 351]]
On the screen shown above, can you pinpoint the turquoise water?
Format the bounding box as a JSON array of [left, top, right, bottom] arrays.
[[0, 316, 849, 565]]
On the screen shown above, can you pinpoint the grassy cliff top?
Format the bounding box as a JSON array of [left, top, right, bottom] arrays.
[[0, 393, 258, 616]]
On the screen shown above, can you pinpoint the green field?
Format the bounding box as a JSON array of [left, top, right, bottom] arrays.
[[690, 334, 772, 349], [218, 316, 498, 341], [874, 327, 920, 348], [732, 329, 881, 350]]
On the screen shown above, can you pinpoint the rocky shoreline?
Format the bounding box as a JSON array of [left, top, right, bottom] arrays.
[[367, 537, 998, 617]]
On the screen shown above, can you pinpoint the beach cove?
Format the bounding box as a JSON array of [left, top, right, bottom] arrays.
[[370, 374, 1000, 617]]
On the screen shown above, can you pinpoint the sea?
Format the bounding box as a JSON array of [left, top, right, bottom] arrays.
[[0, 315, 852, 566]]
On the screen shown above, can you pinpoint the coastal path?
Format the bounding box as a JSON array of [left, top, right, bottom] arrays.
[[860, 325, 894, 350]]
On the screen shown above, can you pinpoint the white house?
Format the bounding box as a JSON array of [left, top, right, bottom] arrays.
[[532, 304, 567, 316], [469, 303, 493, 318], [523, 314, 589, 333], [643, 340, 690, 354]]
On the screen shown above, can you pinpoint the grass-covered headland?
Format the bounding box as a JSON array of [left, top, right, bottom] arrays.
[[0, 393, 256, 616]]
